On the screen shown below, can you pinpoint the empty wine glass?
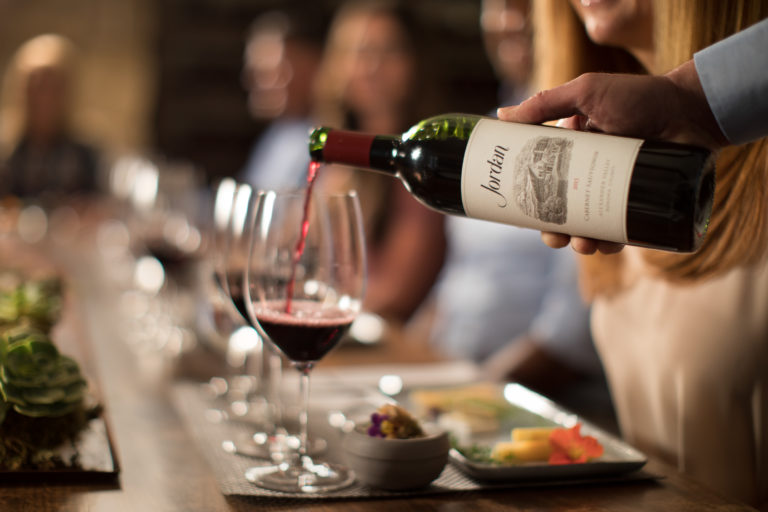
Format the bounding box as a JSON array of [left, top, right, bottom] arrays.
[[220, 183, 283, 430], [218, 181, 270, 403], [243, 188, 365, 493], [203, 179, 281, 457], [203, 178, 258, 398]]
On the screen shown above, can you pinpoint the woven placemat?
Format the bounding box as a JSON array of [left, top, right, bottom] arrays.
[[170, 382, 657, 501]]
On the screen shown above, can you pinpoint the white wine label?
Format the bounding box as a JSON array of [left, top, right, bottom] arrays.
[[461, 119, 643, 242]]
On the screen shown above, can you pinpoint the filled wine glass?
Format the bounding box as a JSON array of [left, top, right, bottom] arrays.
[[244, 188, 365, 493]]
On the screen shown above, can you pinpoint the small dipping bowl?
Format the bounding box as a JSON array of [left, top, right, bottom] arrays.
[[341, 423, 450, 491]]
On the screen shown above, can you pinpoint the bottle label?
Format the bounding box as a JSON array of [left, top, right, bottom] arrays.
[[461, 119, 643, 242]]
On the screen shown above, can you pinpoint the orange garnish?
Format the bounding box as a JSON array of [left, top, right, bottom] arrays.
[[548, 423, 604, 465]]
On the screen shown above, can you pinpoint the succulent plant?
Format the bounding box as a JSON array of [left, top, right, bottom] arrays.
[[0, 328, 86, 425], [0, 278, 62, 333]]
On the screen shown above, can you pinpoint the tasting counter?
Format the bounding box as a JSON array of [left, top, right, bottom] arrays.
[[0, 226, 758, 512]]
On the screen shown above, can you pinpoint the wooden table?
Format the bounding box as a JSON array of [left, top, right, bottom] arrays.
[[0, 235, 758, 512]]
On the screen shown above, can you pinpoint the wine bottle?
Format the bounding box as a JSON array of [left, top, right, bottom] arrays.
[[309, 113, 715, 252]]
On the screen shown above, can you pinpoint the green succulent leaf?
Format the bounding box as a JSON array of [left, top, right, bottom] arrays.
[[0, 326, 86, 424], [0, 278, 62, 332]]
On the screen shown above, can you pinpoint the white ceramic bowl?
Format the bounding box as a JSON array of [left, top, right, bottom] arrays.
[[341, 423, 450, 490]]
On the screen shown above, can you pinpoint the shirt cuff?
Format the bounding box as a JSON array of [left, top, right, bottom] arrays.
[[693, 19, 768, 145]]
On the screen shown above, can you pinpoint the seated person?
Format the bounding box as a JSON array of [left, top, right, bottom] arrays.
[[240, 7, 327, 190], [0, 34, 100, 202]]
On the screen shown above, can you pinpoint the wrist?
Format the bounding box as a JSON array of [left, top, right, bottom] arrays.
[[665, 60, 728, 149]]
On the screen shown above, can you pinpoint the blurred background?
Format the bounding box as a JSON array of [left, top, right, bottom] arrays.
[[0, 0, 496, 183]]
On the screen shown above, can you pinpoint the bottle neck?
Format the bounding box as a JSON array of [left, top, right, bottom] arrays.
[[316, 129, 399, 174]]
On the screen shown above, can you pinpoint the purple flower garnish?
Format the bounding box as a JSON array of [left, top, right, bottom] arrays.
[[367, 412, 389, 437], [371, 412, 388, 425], [367, 424, 384, 437]]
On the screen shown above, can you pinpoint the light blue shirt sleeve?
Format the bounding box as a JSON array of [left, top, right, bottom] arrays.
[[694, 18, 768, 145], [241, 119, 312, 190]]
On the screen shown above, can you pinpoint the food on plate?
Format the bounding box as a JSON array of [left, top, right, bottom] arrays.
[[547, 423, 604, 464], [413, 384, 605, 466], [491, 438, 553, 462], [511, 426, 556, 442], [410, 382, 509, 417], [489, 424, 604, 465], [409, 383, 512, 437], [366, 403, 424, 439]]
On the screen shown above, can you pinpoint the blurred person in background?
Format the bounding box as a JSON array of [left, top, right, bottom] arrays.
[[427, 0, 608, 415], [313, 0, 446, 320], [0, 34, 100, 202], [501, 1, 768, 507], [240, 6, 327, 190]]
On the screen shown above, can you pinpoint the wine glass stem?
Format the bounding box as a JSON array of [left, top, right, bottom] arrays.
[[295, 361, 313, 458], [268, 350, 283, 429]]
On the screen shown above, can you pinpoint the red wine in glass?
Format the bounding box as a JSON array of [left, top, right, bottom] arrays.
[[254, 300, 354, 362]]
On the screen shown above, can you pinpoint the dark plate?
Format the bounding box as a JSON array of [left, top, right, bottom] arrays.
[[0, 408, 120, 484]]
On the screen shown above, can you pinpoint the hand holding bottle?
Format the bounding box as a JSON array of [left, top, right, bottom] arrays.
[[497, 60, 726, 254], [497, 61, 728, 150]]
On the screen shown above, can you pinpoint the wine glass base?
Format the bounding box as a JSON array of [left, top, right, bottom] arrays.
[[222, 431, 328, 460], [245, 458, 355, 494], [202, 375, 260, 403]]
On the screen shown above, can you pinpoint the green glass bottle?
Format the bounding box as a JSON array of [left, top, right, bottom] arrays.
[[310, 113, 715, 252]]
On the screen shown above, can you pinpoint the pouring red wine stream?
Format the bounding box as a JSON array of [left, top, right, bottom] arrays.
[[285, 161, 321, 314]]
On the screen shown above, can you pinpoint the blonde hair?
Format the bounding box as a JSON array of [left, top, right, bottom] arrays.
[[532, 1, 643, 93], [0, 34, 78, 158], [643, 1, 768, 283], [533, 0, 768, 297]]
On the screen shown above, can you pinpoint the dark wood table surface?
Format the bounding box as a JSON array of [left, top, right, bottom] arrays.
[[0, 234, 758, 512]]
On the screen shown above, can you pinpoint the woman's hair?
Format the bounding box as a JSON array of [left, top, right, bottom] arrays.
[[531, 1, 644, 92], [532, 0, 768, 297], [643, 1, 768, 284], [0, 34, 77, 158]]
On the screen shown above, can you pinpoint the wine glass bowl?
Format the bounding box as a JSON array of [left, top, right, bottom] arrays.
[[244, 188, 365, 493]]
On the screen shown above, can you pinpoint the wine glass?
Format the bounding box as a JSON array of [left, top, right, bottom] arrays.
[[203, 178, 260, 398], [218, 181, 269, 402], [244, 188, 365, 493], [204, 180, 283, 457]]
